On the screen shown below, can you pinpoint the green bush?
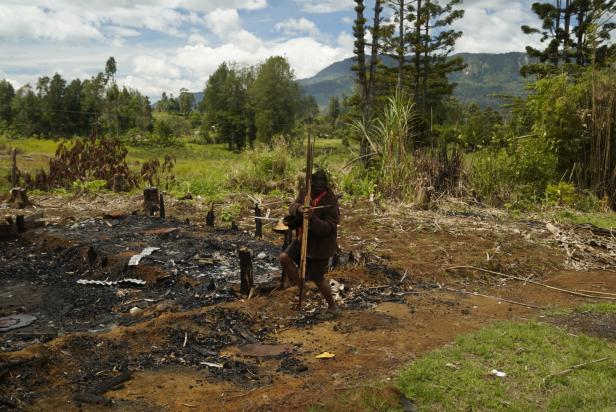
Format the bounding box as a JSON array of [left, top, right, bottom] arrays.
[[339, 168, 376, 198], [228, 137, 296, 193]]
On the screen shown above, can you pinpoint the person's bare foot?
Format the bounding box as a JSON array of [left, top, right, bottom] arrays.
[[325, 305, 341, 317]]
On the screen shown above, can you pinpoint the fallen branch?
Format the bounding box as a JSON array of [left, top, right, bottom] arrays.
[[446, 266, 616, 301], [442, 287, 545, 309], [578, 289, 616, 297], [543, 357, 609, 383]]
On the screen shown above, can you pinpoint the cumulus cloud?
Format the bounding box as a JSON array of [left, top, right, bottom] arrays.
[[295, 0, 355, 14], [0, 0, 268, 42], [453, 0, 542, 53], [275, 18, 321, 37]]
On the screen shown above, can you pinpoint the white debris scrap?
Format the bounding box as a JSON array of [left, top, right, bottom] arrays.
[[128, 247, 160, 266], [77, 278, 146, 286]]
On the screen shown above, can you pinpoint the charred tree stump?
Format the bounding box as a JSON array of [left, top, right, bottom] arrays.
[[280, 230, 294, 288], [8, 188, 30, 209], [0, 218, 17, 240], [11, 148, 18, 187], [15, 215, 25, 233], [231, 220, 239, 231], [112, 174, 127, 193], [238, 247, 254, 296], [206, 204, 215, 227], [254, 204, 262, 238], [143, 187, 159, 216], [159, 194, 165, 219]]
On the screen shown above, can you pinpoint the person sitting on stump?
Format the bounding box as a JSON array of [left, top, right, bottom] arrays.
[[279, 169, 341, 316]]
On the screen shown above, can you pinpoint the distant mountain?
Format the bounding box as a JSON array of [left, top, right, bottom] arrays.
[[298, 52, 533, 108]]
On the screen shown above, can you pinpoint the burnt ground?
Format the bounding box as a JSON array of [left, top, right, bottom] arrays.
[[1, 194, 616, 411], [549, 312, 616, 341]]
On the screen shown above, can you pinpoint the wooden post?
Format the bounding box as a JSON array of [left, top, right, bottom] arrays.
[[11, 148, 18, 187], [280, 229, 294, 288], [143, 187, 159, 216], [206, 204, 214, 227], [238, 247, 253, 296], [254, 203, 262, 238], [8, 188, 30, 209], [159, 194, 165, 219], [15, 215, 25, 233]]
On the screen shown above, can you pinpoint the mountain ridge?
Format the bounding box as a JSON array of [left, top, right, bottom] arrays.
[[297, 52, 532, 108]]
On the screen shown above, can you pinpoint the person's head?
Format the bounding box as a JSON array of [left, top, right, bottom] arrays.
[[311, 169, 329, 195]]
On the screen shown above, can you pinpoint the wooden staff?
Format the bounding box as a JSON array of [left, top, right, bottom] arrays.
[[298, 135, 314, 311]]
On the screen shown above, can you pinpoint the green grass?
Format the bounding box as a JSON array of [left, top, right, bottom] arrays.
[[0, 136, 354, 199], [396, 322, 616, 411], [313, 321, 616, 412], [576, 302, 616, 315], [556, 210, 616, 230]]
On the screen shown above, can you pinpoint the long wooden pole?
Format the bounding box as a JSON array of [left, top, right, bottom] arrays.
[[298, 135, 314, 310]]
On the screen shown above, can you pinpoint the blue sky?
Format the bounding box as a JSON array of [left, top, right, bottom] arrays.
[[0, 0, 541, 100]]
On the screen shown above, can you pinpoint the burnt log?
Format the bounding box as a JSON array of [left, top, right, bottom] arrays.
[[159, 194, 165, 219], [143, 187, 159, 216], [238, 247, 254, 296], [8, 187, 30, 209], [206, 204, 215, 227], [254, 204, 262, 238]]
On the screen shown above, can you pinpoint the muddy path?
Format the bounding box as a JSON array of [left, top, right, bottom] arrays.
[[1, 194, 616, 411]]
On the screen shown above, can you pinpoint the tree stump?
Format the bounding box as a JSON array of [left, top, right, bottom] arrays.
[[238, 247, 254, 296], [143, 187, 159, 216], [231, 220, 239, 231], [11, 148, 18, 187], [112, 174, 127, 193], [280, 230, 294, 288], [0, 218, 17, 240], [254, 204, 262, 238], [159, 194, 165, 219], [206, 204, 214, 227], [8, 188, 30, 209]]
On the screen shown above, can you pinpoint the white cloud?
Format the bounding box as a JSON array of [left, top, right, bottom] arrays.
[[0, 0, 268, 42], [337, 31, 355, 51], [453, 0, 542, 53], [0, 5, 103, 41], [295, 0, 355, 13], [205, 8, 243, 37], [275, 18, 321, 37]]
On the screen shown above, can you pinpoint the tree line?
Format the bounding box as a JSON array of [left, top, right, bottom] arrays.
[[0, 58, 153, 138]]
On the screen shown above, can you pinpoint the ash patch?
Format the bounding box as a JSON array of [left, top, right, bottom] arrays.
[[550, 312, 616, 341], [0, 216, 281, 352]]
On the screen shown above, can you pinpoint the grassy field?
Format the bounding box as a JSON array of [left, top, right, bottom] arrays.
[[312, 314, 616, 412], [0, 136, 353, 199]]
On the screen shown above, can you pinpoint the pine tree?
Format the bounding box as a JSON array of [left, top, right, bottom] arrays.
[[521, 0, 616, 76]]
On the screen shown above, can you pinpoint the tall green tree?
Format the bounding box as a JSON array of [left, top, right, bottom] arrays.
[[202, 63, 250, 150], [178, 88, 195, 115], [251, 56, 300, 144], [0, 79, 15, 125]]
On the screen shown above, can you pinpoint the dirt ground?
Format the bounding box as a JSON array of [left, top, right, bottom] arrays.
[[1, 193, 616, 411]]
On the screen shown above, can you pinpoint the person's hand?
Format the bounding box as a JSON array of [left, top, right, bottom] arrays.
[[299, 206, 313, 219]]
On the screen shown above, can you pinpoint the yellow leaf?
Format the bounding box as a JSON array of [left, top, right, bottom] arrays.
[[316, 352, 335, 359]]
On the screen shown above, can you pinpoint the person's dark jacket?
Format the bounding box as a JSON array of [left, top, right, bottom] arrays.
[[288, 189, 339, 259]]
